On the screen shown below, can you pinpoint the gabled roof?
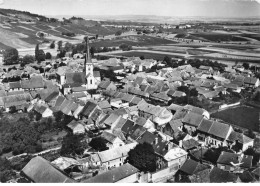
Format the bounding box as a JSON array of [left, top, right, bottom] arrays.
[[98, 100, 111, 109], [80, 101, 98, 117], [9, 81, 21, 89], [97, 143, 137, 163], [217, 151, 240, 165], [129, 125, 146, 141], [82, 163, 139, 183], [182, 138, 200, 151], [135, 117, 147, 126], [22, 156, 75, 183], [101, 131, 118, 143], [208, 121, 231, 139], [210, 167, 239, 183], [21, 76, 45, 89], [103, 113, 121, 127], [197, 119, 213, 133], [180, 159, 200, 175], [121, 119, 135, 135], [98, 81, 112, 89], [182, 112, 204, 127], [244, 77, 258, 85], [65, 72, 85, 85]]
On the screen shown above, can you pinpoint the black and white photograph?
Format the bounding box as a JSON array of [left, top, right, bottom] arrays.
[[0, 0, 259, 183]]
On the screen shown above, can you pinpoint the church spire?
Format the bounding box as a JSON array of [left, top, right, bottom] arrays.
[[85, 36, 92, 64]]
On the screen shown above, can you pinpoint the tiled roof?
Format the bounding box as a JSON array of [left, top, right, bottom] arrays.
[[182, 112, 204, 127], [208, 121, 231, 139], [81, 163, 138, 183]]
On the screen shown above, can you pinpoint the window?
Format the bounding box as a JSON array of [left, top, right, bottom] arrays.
[[90, 79, 93, 84]]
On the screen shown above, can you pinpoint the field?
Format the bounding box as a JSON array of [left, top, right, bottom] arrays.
[[110, 51, 184, 60], [211, 106, 260, 132], [90, 35, 177, 48]]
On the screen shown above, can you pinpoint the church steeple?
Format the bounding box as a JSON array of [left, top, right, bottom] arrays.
[[84, 36, 93, 76], [85, 36, 92, 64]]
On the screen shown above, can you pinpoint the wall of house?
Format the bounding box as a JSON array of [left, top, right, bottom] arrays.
[[116, 173, 138, 183], [206, 136, 228, 148], [167, 155, 187, 169], [42, 108, 53, 118], [242, 141, 254, 152], [102, 156, 127, 170], [148, 166, 178, 183]]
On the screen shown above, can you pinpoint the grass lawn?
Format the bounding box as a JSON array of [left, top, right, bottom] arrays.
[[211, 106, 260, 132]]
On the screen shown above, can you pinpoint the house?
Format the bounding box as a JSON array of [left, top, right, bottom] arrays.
[[161, 119, 183, 140], [217, 152, 253, 172], [67, 120, 85, 135], [199, 65, 213, 73], [182, 112, 204, 134], [197, 119, 233, 148], [60, 37, 101, 90], [34, 104, 53, 118], [135, 117, 156, 132], [98, 80, 117, 91], [177, 159, 211, 182], [81, 163, 139, 183], [0, 93, 32, 111], [227, 131, 254, 152], [209, 167, 240, 183], [101, 131, 125, 149], [80, 101, 102, 121], [96, 142, 137, 170], [21, 75, 45, 90], [21, 156, 75, 183], [244, 77, 259, 88], [103, 113, 121, 129]]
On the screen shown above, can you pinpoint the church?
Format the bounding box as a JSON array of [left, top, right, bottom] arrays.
[[57, 36, 101, 93]]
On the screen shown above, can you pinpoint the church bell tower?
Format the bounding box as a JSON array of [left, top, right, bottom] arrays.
[[84, 36, 93, 76]]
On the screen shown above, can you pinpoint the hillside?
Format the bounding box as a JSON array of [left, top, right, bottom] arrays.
[[0, 8, 123, 50]]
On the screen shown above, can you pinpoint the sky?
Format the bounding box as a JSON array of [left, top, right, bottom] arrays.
[[0, 0, 260, 18]]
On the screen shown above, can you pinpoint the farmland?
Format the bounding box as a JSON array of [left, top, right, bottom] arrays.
[[105, 50, 186, 60], [211, 106, 260, 132]]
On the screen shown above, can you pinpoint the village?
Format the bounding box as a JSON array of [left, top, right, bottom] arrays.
[[0, 32, 259, 183]]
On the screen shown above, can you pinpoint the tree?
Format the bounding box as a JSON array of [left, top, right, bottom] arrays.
[[242, 62, 249, 70], [89, 137, 108, 151], [140, 56, 145, 60], [247, 129, 256, 139], [37, 50, 45, 62], [115, 30, 122, 36], [119, 44, 132, 51], [64, 42, 73, 52], [57, 41, 63, 50], [45, 52, 52, 59], [163, 56, 172, 66], [90, 47, 97, 57], [35, 44, 39, 61], [50, 41, 55, 49], [244, 147, 260, 166], [125, 142, 156, 172], [190, 88, 199, 97], [22, 55, 34, 64], [3, 48, 19, 65], [60, 133, 87, 158], [57, 49, 66, 58], [0, 157, 15, 183]]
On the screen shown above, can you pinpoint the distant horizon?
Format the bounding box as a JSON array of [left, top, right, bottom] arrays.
[[0, 0, 260, 18]]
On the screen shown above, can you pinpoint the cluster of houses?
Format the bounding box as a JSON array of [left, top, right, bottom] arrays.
[[2, 38, 259, 183]]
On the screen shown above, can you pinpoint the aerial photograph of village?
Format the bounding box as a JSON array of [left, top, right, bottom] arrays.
[[0, 0, 259, 183]]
